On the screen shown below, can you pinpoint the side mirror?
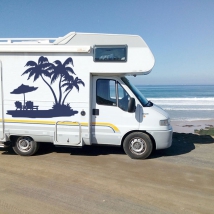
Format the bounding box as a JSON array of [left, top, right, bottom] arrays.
[[128, 98, 136, 113]]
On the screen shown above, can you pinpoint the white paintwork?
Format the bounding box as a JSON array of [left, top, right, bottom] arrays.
[[0, 32, 172, 152], [0, 45, 91, 53], [0, 38, 56, 44], [0, 32, 155, 76]]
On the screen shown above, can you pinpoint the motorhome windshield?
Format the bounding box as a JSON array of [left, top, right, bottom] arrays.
[[121, 77, 149, 107]]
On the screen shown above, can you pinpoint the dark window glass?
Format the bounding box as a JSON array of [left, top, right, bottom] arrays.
[[118, 83, 130, 111], [96, 79, 117, 106], [96, 79, 130, 112], [94, 46, 127, 62]]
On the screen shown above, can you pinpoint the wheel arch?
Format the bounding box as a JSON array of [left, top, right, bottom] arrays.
[[121, 130, 156, 150], [9, 135, 33, 145], [9, 135, 20, 146]]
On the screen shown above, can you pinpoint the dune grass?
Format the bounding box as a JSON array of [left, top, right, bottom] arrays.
[[194, 127, 214, 136]]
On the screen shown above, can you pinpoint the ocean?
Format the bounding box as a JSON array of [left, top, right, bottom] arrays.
[[136, 85, 214, 121]]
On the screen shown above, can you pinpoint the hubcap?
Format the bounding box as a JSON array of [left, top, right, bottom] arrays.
[[17, 137, 33, 152], [129, 137, 147, 155]]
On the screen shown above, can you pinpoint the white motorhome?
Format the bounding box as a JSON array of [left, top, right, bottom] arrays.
[[0, 32, 172, 159]]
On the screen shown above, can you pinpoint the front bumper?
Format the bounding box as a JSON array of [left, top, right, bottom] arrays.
[[147, 127, 173, 150]]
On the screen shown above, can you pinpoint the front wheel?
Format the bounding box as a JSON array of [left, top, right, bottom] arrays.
[[12, 136, 40, 156], [123, 132, 153, 159]]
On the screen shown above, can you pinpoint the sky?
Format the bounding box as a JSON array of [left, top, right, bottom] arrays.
[[0, 0, 214, 85]]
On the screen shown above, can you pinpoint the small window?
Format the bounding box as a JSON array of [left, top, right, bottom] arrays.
[[94, 45, 127, 62]]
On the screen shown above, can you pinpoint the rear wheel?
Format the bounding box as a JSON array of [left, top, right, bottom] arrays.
[[123, 132, 153, 159], [12, 136, 40, 156]]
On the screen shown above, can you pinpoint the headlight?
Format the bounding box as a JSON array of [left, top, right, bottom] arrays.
[[159, 119, 170, 126]]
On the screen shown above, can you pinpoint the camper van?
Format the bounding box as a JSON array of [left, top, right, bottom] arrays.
[[0, 32, 172, 159]]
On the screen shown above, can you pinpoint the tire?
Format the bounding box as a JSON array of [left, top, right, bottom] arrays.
[[123, 132, 153, 159], [12, 136, 40, 156]]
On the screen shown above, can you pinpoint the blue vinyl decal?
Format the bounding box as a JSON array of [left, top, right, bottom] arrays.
[[7, 56, 85, 118]]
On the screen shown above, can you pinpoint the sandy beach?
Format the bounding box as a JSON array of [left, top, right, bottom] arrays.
[[0, 121, 214, 214], [171, 119, 214, 134]]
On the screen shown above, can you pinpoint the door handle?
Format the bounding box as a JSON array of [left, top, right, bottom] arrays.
[[92, 109, 99, 115]]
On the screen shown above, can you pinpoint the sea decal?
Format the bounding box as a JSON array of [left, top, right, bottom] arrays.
[[7, 56, 85, 118]]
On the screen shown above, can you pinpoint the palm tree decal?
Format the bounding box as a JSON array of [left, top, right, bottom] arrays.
[[49, 57, 76, 105], [62, 76, 85, 105], [22, 56, 57, 104], [7, 56, 85, 118]]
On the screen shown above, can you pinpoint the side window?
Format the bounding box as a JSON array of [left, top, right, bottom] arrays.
[[118, 83, 130, 111], [94, 45, 127, 62], [96, 79, 117, 106]]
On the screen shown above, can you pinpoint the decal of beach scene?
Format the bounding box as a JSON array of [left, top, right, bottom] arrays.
[[7, 56, 85, 118]]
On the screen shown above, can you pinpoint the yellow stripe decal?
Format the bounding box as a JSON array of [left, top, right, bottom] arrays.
[[1, 119, 120, 132], [92, 122, 119, 132]]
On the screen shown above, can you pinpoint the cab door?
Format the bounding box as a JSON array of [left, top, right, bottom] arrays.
[[91, 76, 140, 145]]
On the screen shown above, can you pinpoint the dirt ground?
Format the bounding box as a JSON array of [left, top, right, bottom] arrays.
[[0, 133, 214, 214]]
